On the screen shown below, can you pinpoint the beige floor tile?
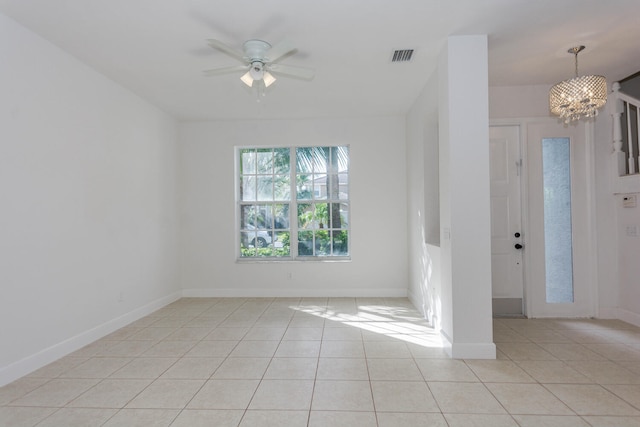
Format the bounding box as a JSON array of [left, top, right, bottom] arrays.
[[203, 327, 249, 340], [406, 343, 449, 358], [142, 340, 197, 357], [376, 412, 448, 427], [127, 327, 177, 341], [97, 340, 155, 357], [125, 379, 204, 409], [603, 384, 640, 408], [415, 359, 479, 382], [170, 409, 244, 427], [511, 415, 590, 426], [275, 340, 321, 357], [308, 410, 377, 427], [364, 341, 412, 358], [316, 358, 369, 380], [164, 327, 211, 341], [311, 380, 374, 411], [428, 382, 506, 414], [571, 360, 640, 384], [0, 378, 49, 405], [9, 378, 99, 407], [486, 383, 574, 415], [264, 358, 318, 380], [516, 360, 592, 383], [322, 327, 363, 341], [239, 410, 309, 427], [68, 379, 151, 408], [319, 340, 365, 358], [36, 407, 118, 427], [0, 406, 56, 426], [110, 357, 177, 379], [537, 342, 607, 361], [185, 340, 238, 357], [228, 340, 279, 358], [60, 357, 132, 378], [249, 379, 314, 410], [371, 380, 439, 412], [497, 342, 558, 360], [101, 408, 180, 427], [26, 357, 88, 378], [367, 358, 423, 381], [243, 327, 287, 341], [586, 343, 640, 361], [159, 357, 223, 379], [288, 316, 325, 328], [443, 413, 518, 426], [581, 416, 640, 426], [282, 327, 323, 341], [465, 359, 535, 383], [211, 357, 270, 379], [545, 384, 640, 416], [187, 379, 260, 409]]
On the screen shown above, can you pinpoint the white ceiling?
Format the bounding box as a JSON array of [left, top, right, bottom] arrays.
[[1, 0, 640, 121]]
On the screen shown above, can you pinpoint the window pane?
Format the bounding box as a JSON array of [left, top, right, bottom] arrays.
[[332, 230, 349, 255], [315, 203, 329, 229], [313, 147, 329, 173], [338, 174, 348, 199], [273, 148, 290, 174], [241, 149, 256, 174], [273, 204, 289, 229], [298, 231, 313, 255], [273, 175, 291, 200], [256, 176, 273, 201], [315, 230, 330, 255], [298, 203, 313, 229], [542, 137, 574, 304], [256, 149, 273, 174], [296, 147, 313, 173], [241, 176, 256, 201]]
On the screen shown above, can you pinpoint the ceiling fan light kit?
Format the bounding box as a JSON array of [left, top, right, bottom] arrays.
[[549, 46, 607, 124], [203, 38, 314, 95]]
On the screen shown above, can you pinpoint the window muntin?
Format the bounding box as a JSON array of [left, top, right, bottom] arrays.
[[238, 146, 349, 259]]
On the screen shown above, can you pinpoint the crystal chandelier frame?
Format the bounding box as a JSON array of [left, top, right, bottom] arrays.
[[549, 46, 607, 124]]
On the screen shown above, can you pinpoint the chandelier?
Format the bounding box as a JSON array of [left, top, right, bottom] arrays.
[[549, 46, 607, 124]]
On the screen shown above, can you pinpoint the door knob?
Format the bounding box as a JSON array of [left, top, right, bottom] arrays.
[[514, 232, 521, 238], [515, 243, 523, 249]]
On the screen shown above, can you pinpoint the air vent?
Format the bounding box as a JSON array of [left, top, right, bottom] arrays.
[[391, 49, 414, 63]]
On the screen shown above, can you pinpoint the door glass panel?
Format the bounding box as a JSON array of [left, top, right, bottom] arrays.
[[542, 137, 574, 303]]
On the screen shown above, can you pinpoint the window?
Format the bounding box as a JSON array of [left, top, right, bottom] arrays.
[[238, 146, 349, 260], [542, 137, 574, 303]]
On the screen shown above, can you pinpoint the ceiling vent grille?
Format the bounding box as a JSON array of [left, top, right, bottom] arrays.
[[391, 49, 414, 63]]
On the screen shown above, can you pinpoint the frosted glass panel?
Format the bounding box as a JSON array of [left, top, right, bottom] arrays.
[[542, 138, 574, 303]]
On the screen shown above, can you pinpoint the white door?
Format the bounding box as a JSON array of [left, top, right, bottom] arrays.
[[526, 122, 595, 317], [490, 125, 524, 315]]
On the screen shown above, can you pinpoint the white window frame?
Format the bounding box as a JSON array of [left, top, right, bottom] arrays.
[[236, 145, 350, 261]]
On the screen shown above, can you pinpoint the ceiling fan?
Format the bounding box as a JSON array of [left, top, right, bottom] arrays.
[[203, 39, 315, 89]]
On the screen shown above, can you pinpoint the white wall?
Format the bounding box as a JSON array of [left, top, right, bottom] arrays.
[[406, 71, 442, 328], [0, 14, 180, 386], [438, 36, 495, 358], [178, 117, 408, 297]]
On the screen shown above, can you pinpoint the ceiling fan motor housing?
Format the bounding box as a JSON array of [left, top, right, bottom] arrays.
[[243, 39, 271, 62]]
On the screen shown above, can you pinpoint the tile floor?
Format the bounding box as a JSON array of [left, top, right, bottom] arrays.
[[2, 298, 640, 426]]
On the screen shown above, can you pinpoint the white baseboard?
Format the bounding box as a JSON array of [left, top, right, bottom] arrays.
[[0, 292, 181, 387], [616, 308, 640, 328], [440, 329, 496, 359], [182, 288, 408, 298]]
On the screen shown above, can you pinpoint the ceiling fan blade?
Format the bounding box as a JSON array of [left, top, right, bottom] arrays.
[[268, 64, 315, 81], [203, 65, 249, 76], [267, 40, 297, 63], [206, 39, 245, 62]]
